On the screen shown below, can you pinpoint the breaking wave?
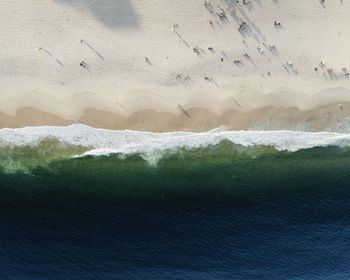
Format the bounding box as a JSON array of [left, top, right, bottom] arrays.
[[0, 124, 350, 161], [0, 124, 349, 203]]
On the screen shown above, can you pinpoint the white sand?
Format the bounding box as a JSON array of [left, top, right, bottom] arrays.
[[1, 0, 350, 129]]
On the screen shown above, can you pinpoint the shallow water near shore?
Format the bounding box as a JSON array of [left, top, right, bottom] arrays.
[[1, 126, 350, 279]]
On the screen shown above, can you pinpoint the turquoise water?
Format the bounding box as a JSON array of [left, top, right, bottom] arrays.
[[1, 126, 350, 279]]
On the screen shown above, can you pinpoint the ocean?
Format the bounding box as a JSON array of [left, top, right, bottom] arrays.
[[1, 124, 350, 279]]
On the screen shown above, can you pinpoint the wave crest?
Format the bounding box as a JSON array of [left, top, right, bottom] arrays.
[[0, 124, 349, 159]]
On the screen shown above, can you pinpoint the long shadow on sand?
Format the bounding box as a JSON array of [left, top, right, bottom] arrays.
[[54, 0, 139, 28]]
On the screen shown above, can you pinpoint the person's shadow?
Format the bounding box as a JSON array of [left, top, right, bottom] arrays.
[[54, 0, 139, 28]]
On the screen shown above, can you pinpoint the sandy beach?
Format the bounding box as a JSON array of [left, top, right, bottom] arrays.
[[1, 0, 350, 131]]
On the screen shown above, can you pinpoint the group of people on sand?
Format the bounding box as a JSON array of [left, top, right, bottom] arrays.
[[141, 0, 348, 89]]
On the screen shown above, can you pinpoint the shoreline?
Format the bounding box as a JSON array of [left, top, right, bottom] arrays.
[[2, 102, 350, 133]]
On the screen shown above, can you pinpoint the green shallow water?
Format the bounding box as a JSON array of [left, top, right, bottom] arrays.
[[1, 140, 350, 204]]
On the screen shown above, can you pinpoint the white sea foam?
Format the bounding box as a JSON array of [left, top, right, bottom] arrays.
[[0, 124, 349, 158]]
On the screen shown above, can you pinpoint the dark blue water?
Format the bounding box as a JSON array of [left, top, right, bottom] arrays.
[[1, 145, 350, 279], [2, 190, 350, 279]]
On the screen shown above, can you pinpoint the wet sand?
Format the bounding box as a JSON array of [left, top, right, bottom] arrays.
[[2, 103, 349, 132]]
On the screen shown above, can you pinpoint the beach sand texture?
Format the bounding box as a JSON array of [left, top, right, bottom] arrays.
[[1, 0, 350, 131]]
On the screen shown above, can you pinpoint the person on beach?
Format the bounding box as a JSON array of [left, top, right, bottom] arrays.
[[218, 11, 226, 21], [171, 23, 179, 31], [193, 46, 200, 55], [239, 22, 247, 33], [80, 61, 87, 68], [274, 21, 281, 27]]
